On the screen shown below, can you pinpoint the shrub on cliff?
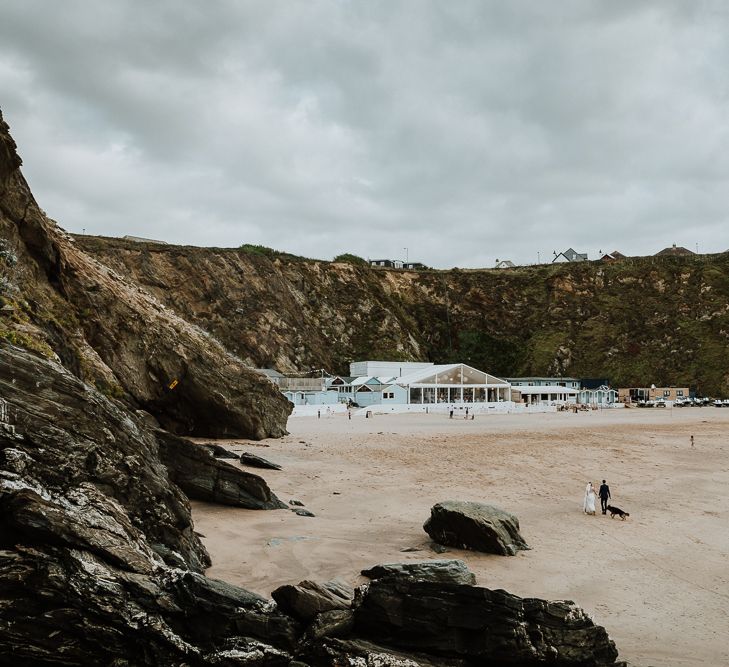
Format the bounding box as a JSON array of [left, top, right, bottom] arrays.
[[333, 253, 368, 266]]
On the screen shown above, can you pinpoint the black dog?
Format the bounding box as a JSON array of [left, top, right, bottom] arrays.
[[606, 505, 630, 520]]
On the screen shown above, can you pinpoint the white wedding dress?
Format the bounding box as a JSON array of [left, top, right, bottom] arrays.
[[583, 482, 596, 514]]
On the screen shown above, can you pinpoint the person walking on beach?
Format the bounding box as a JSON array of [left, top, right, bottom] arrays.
[[583, 481, 597, 515], [598, 479, 611, 514]]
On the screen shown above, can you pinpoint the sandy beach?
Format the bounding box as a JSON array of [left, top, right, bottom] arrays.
[[192, 408, 729, 667]]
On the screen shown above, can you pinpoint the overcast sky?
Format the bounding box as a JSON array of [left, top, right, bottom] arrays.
[[1, 1, 728, 268]]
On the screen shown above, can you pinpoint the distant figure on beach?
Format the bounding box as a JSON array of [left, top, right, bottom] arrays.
[[583, 481, 596, 515], [691, 435, 694, 448], [598, 479, 611, 514], [449, 408, 454, 419]]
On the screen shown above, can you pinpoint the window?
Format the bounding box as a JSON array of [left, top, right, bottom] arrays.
[[383, 392, 394, 399], [663, 390, 670, 397], [677, 390, 684, 397]]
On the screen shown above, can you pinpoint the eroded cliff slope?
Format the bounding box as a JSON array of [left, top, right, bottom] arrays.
[[0, 111, 290, 439], [77, 237, 729, 395]]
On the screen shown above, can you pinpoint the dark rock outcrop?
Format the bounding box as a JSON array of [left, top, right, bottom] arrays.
[[0, 344, 209, 572], [321, 578, 355, 604], [298, 638, 470, 667], [0, 538, 297, 666], [361, 559, 477, 586], [355, 577, 620, 666], [156, 430, 286, 509], [0, 344, 296, 664], [271, 580, 349, 624], [201, 442, 240, 459], [240, 451, 283, 470], [423, 500, 529, 556], [304, 609, 355, 641]]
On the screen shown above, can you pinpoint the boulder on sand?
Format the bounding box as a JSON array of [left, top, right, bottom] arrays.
[[156, 430, 287, 510], [240, 451, 283, 470], [423, 501, 529, 556], [355, 577, 620, 666]]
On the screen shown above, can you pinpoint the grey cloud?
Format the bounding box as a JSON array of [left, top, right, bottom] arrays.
[[1, 0, 728, 266]]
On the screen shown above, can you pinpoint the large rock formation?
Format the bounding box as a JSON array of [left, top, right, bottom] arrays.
[[0, 109, 290, 439], [157, 430, 287, 509], [0, 342, 297, 664], [423, 500, 530, 556], [0, 344, 209, 572], [355, 577, 620, 666]]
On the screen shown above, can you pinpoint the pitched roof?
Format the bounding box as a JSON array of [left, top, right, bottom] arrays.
[[350, 376, 396, 387], [552, 248, 587, 262], [397, 363, 509, 386]]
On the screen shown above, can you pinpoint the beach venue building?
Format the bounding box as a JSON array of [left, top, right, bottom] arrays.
[[507, 377, 579, 406], [617, 385, 689, 404], [262, 362, 622, 413], [507, 376, 619, 406], [348, 361, 511, 406], [254, 370, 339, 406]]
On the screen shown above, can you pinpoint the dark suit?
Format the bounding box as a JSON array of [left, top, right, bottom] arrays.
[[599, 484, 610, 514]]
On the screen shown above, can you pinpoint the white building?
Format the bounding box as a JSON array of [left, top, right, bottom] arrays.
[[513, 385, 578, 405], [396, 363, 511, 404], [349, 361, 434, 378]]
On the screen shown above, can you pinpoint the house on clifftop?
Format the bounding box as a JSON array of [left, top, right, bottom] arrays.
[[552, 248, 587, 263]]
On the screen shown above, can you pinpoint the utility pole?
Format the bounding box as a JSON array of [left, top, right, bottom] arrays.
[[404, 247, 409, 264], [537, 251, 540, 264]]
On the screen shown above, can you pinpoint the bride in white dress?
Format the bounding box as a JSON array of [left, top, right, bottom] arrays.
[[583, 481, 597, 515]]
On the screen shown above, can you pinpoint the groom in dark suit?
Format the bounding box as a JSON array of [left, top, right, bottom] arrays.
[[599, 480, 611, 514]]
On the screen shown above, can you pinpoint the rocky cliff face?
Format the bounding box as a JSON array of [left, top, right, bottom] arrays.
[[76, 236, 729, 395], [0, 110, 290, 439]]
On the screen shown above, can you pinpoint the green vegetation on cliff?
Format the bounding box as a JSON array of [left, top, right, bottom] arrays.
[[74, 235, 729, 396]]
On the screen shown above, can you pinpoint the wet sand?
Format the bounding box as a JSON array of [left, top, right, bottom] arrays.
[[191, 408, 729, 667]]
